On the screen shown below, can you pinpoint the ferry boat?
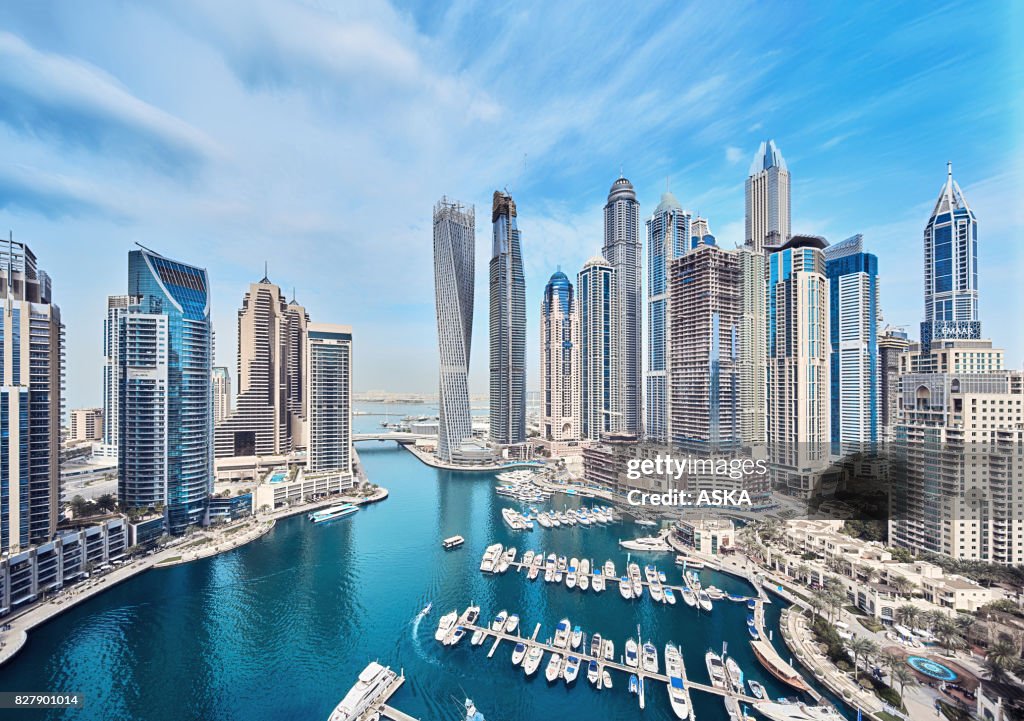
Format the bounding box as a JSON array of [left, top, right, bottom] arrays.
[[664, 643, 692, 721], [309, 504, 358, 524], [545, 653, 563, 682], [705, 649, 727, 690], [753, 702, 844, 721], [327, 662, 398, 721], [750, 640, 810, 691], [553, 618, 571, 649], [442, 535, 465, 550], [523, 646, 543, 676], [641, 641, 659, 673]]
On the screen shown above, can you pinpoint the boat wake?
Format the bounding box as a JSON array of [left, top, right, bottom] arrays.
[[410, 604, 444, 668]]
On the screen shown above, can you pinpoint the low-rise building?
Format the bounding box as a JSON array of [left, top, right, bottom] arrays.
[[252, 466, 355, 512], [674, 518, 735, 555]]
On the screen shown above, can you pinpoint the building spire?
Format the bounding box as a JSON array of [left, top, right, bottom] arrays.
[[947, 160, 952, 180], [261, 261, 270, 284]]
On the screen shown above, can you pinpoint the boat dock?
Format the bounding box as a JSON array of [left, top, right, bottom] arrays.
[[352, 671, 422, 721]]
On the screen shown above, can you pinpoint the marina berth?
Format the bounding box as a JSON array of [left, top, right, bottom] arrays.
[[566, 559, 578, 589], [698, 590, 714, 612], [591, 566, 605, 593], [602, 669, 612, 689], [619, 576, 633, 600], [522, 550, 535, 567], [497, 547, 516, 573], [680, 587, 696, 607], [604, 560, 615, 578], [664, 587, 677, 605], [327, 662, 398, 721], [505, 614, 519, 634], [589, 633, 603, 657], [471, 629, 486, 646], [602, 639, 614, 661]]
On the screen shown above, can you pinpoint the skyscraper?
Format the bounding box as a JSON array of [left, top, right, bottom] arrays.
[[0, 240, 62, 554], [878, 326, 909, 442], [489, 191, 526, 445], [689, 216, 715, 250], [920, 163, 979, 354], [214, 276, 308, 458], [602, 176, 642, 435], [744, 139, 791, 253], [824, 235, 879, 455], [667, 244, 741, 451], [578, 256, 619, 441], [646, 191, 690, 444], [212, 366, 232, 425], [738, 248, 767, 446], [767, 235, 830, 496], [433, 198, 475, 462], [540, 270, 579, 447], [120, 247, 213, 533], [306, 324, 353, 477], [101, 294, 130, 457]]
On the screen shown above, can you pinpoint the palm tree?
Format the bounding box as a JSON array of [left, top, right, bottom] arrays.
[[809, 594, 826, 621], [984, 640, 1022, 681], [889, 574, 912, 597], [896, 604, 920, 629], [880, 651, 901, 682], [933, 618, 965, 655], [891, 664, 917, 705], [796, 563, 810, 584], [848, 636, 872, 676], [861, 638, 880, 675]]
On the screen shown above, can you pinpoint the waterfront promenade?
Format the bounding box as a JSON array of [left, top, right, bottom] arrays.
[[400, 443, 547, 473]]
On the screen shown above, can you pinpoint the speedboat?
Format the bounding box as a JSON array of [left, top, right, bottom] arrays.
[[604, 560, 615, 578], [511, 642, 527, 666], [602, 670, 612, 689], [447, 625, 466, 646], [470, 629, 486, 646], [664, 587, 677, 605], [328, 662, 398, 721], [625, 638, 639, 668], [628, 674, 640, 694], [419, 602, 432, 616], [492, 610, 508, 632], [698, 590, 713, 612], [636, 518, 658, 527], [505, 614, 520, 634], [619, 576, 633, 600], [522, 550, 535, 567], [681, 586, 697, 607], [665, 643, 691, 721], [752, 702, 845, 721], [570, 625, 583, 649], [590, 633, 603, 658], [523, 646, 543, 676], [553, 618, 571, 648], [563, 656, 580, 684], [705, 649, 727, 689], [587, 659, 600, 686], [435, 611, 458, 642], [749, 680, 767, 699], [642, 641, 659, 673], [462, 699, 479, 721], [579, 559, 591, 591], [602, 639, 614, 661], [566, 559, 578, 589], [545, 653, 563, 682], [725, 656, 745, 695], [592, 568, 605, 593], [659, 570, 667, 583]]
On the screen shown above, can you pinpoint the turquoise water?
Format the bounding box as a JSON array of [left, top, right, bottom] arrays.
[[0, 405, 850, 720]]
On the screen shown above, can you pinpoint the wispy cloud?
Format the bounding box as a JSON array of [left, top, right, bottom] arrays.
[[0, 164, 125, 220], [725, 146, 745, 164]]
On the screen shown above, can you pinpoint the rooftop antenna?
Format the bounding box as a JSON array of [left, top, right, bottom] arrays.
[[261, 261, 270, 283], [947, 160, 952, 179]]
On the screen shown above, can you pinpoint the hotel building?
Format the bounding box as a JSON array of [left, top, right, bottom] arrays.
[[539, 270, 580, 452]]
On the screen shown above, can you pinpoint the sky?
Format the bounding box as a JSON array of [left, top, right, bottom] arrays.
[[0, 0, 1021, 411]]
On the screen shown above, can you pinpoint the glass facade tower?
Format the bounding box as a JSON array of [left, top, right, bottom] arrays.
[[489, 191, 526, 445], [578, 257, 619, 441]]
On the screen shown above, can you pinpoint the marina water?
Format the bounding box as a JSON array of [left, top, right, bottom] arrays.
[[0, 404, 851, 720]]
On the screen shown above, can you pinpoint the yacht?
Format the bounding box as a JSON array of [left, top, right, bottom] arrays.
[[563, 655, 580, 684], [579, 559, 591, 591], [587, 659, 600, 686], [752, 703, 845, 721], [309, 504, 358, 524], [470, 629, 486, 646], [602, 639, 614, 662], [480, 543, 503, 573], [632, 576, 644, 599], [527, 555, 542, 580], [566, 559, 578, 589], [491, 610, 508, 632], [604, 560, 616, 578], [522, 550, 536, 567], [327, 662, 397, 721], [553, 618, 571, 649], [681, 586, 697, 607], [602, 669, 612, 689], [549, 512, 561, 527], [650, 581, 664, 603], [590, 633, 603, 658], [624, 638, 639, 668], [504, 614, 519, 634], [641, 641, 659, 673], [748, 680, 767, 700], [619, 576, 633, 600], [544, 553, 556, 582], [536, 513, 552, 528], [665, 643, 692, 721], [725, 656, 745, 695], [664, 587, 677, 605], [447, 625, 466, 646], [435, 611, 458, 642], [523, 646, 543, 676], [636, 518, 659, 527], [592, 567, 605, 593], [570, 625, 583, 649], [545, 653, 563, 682], [705, 650, 727, 690], [697, 590, 713, 612], [460, 606, 479, 625], [511, 642, 527, 666], [497, 547, 516, 573]]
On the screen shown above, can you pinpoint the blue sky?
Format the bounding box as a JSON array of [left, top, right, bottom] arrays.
[[0, 0, 1021, 410]]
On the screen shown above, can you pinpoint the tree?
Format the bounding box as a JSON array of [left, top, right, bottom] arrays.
[[891, 664, 917, 704], [880, 651, 901, 682], [809, 594, 826, 621], [861, 638, 880, 675], [896, 604, 920, 629], [889, 574, 912, 597], [796, 563, 810, 584], [983, 640, 1022, 681], [848, 636, 872, 676], [69, 495, 90, 517]]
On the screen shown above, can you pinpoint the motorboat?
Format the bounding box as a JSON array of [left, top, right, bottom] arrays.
[[635, 518, 658, 527], [505, 614, 520, 634], [748, 680, 767, 699], [566, 559, 578, 589], [659, 571, 668, 583], [579, 559, 591, 591], [665, 643, 692, 721], [328, 662, 397, 721], [536, 512, 551, 528], [681, 586, 697, 607], [553, 618, 571, 649], [570, 625, 583, 649], [725, 656, 745, 695], [628, 674, 640, 694], [625, 638, 639, 668], [641, 641, 659, 673], [309, 503, 358, 524], [545, 653, 563, 682], [698, 590, 713, 612], [592, 568, 605, 593], [527, 555, 541, 580], [479, 543, 502, 573], [462, 699, 479, 721], [602, 670, 612, 689], [587, 659, 600, 686], [664, 587, 677, 605], [604, 560, 615, 578], [492, 610, 508, 632], [497, 547, 516, 573], [705, 650, 727, 690], [435, 611, 458, 642], [544, 553, 556, 582], [419, 602, 432, 616], [632, 576, 644, 598], [590, 633, 603, 658], [752, 702, 845, 721], [511, 642, 527, 666], [619, 576, 633, 600], [447, 625, 466, 646], [650, 582, 664, 603], [523, 646, 543, 676], [563, 655, 580, 684], [602, 639, 614, 661], [470, 629, 485, 646], [522, 550, 535, 567]]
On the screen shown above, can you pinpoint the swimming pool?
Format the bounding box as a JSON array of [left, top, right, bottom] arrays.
[[906, 655, 957, 681]]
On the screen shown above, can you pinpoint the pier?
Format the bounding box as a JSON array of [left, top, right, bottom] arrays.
[[352, 671, 423, 721]]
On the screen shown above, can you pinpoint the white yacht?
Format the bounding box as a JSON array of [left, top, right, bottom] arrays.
[[604, 560, 616, 578], [545, 653, 563, 682], [522, 550, 535, 567], [590, 633, 603, 658], [480, 543, 503, 573], [552, 618, 571, 649], [602, 669, 612, 689], [641, 641, 659, 673], [602, 639, 614, 662], [566, 558, 579, 589], [665, 643, 692, 721], [705, 649, 727, 690], [681, 586, 697, 607], [698, 590, 713, 612], [435, 611, 458, 642], [753, 703, 845, 721], [523, 646, 543, 676], [624, 638, 639, 668], [504, 614, 520, 634], [619, 576, 633, 600], [497, 547, 516, 574], [511, 642, 527, 666], [587, 659, 600, 686], [570, 625, 583, 649], [725, 656, 745, 695], [470, 629, 486, 646], [328, 662, 397, 721], [579, 559, 591, 591], [563, 655, 580, 684], [664, 587, 677, 605], [491, 610, 508, 632], [592, 568, 605, 593]]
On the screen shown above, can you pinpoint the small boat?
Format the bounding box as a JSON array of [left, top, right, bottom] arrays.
[[448, 626, 466, 646], [629, 674, 640, 694], [659, 571, 667, 583], [698, 590, 713, 612], [545, 653, 563, 682], [650, 582, 664, 603], [435, 611, 458, 642], [706, 649, 727, 690], [603, 639, 614, 661], [602, 670, 612, 689], [587, 659, 600, 686], [442, 535, 465, 550], [604, 560, 615, 578], [642, 641, 659, 674], [726, 656, 745, 695], [419, 602, 432, 616], [511, 642, 527, 666], [553, 618, 571, 649], [747, 599, 757, 610], [505, 614, 520, 634], [665, 643, 692, 721], [592, 568, 605, 593], [625, 638, 639, 668], [522, 550, 535, 567], [536, 512, 552, 528], [566, 559, 578, 589], [590, 633, 603, 658], [492, 610, 508, 631], [619, 576, 633, 600], [579, 559, 591, 591], [563, 655, 580, 684], [749, 679, 767, 699], [664, 587, 677, 605], [470, 629, 485, 646], [681, 587, 697, 607], [749, 625, 760, 640], [570, 625, 583, 649], [523, 646, 543, 676]]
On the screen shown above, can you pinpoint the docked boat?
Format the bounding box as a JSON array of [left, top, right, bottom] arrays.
[[628, 674, 640, 694], [619, 576, 633, 600], [460, 605, 480, 626], [641, 641, 659, 673], [527, 554, 542, 580], [632, 576, 644, 598], [442, 535, 465, 550], [625, 638, 639, 667], [705, 649, 727, 690], [602, 670, 612, 689], [309, 503, 358, 524], [587, 659, 600, 686], [447, 625, 466, 646], [636, 518, 659, 527], [750, 640, 810, 691], [327, 662, 397, 721], [590, 633, 603, 658], [753, 702, 844, 721], [592, 568, 605, 593], [480, 543, 503, 573], [604, 560, 616, 578], [511, 642, 527, 666], [725, 656, 745, 695], [563, 655, 580, 684], [491, 610, 508, 631], [602, 639, 614, 661], [545, 653, 563, 682], [681, 586, 697, 607], [570, 625, 583, 649], [748, 680, 767, 699], [749, 624, 759, 640], [470, 629, 486, 646], [544, 553, 556, 582], [579, 559, 591, 591], [536, 512, 552, 528], [566, 558, 579, 589], [497, 547, 516, 574], [435, 611, 458, 642], [650, 581, 664, 603], [553, 618, 571, 649], [505, 614, 519, 634], [523, 646, 543, 676], [620, 534, 671, 552], [664, 587, 677, 605], [665, 643, 692, 721], [522, 550, 535, 567], [698, 590, 714, 612]]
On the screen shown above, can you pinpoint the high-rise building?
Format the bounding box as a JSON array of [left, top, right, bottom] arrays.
[[489, 191, 526, 445], [119, 247, 212, 533], [306, 324, 353, 476], [667, 244, 741, 451], [578, 256, 619, 441], [212, 367, 232, 425], [744, 139, 791, 253], [689, 216, 716, 250], [767, 235, 830, 496], [824, 235, 879, 455], [646, 191, 690, 444], [878, 326, 910, 442], [102, 294, 130, 455], [0, 240, 62, 554], [540, 270, 579, 447], [602, 176, 642, 435], [214, 276, 308, 458], [738, 248, 767, 446], [70, 408, 103, 443], [433, 198, 475, 462], [920, 163, 979, 354]]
